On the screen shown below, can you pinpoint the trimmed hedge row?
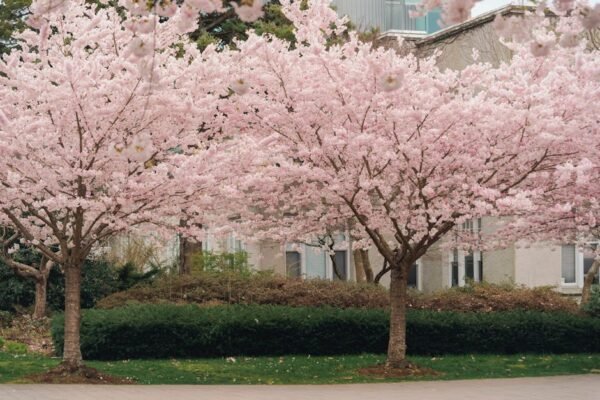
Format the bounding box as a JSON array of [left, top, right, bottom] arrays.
[[52, 305, 600, 360]]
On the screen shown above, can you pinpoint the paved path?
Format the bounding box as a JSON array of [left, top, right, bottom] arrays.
[[0, 375, 598, 400]]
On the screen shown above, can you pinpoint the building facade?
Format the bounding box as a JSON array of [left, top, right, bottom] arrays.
[[331, 0, 442, 35]]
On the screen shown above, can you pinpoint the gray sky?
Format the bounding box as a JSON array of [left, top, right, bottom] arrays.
[[473, 0, 525, 15]]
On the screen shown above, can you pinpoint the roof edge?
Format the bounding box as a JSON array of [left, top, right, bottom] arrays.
[[379, 4, 534, 45]]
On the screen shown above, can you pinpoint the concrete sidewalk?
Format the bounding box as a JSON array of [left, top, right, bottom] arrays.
[[0, 374, 598, 400]]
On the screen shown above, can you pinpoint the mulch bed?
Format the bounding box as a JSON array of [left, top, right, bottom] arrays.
[[358, 363, 441, 378], [25, 364, 135, 384]]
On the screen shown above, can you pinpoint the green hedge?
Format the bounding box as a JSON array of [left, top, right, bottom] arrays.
[[52, 305, 600, 360]]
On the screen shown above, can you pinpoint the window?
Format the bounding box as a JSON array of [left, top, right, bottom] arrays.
[[407, 263, 418, 288], [561, 245, 577, 284], [583, 246, 599, 285], [451, 249, 459, 287], [386, 1, 427, 32], [462, 219, 474, 232], [465, 251, 474, 281], [449, 246, 482, 287], [286, 251, 302, 278], [332, 250, 347, 281]]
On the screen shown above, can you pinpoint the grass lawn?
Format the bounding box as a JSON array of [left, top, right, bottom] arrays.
[[0, 352, 598, 384]]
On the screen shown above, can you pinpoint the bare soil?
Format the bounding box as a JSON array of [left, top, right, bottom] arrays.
[[358, 363, 441, 378], [0, 314, 54, 355], [24, 364, 134, 384]]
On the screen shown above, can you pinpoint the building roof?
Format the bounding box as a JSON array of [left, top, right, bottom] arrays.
[[380, 4, 531, 46]]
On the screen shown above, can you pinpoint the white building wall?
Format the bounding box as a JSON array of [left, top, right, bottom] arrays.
[[514, 245, 562, 288]]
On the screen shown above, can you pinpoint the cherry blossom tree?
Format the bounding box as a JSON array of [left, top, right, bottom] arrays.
[[217, 0, 599, 369], [0, 1, 228, 368], [27, 0, 266, 36], [503, 156, 600, 305], [476, 1, 600, 307]]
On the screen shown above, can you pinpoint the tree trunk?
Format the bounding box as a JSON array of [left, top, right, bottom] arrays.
[[32, 275, 48, 320], [32, 259, 53, 320], [330, 253, 343, 280], [374, 259, 391, 285], [178, 235, 203, 276], [361, 249, 374, 282], [353, 249, 366, 282], [63, 263, 83, 368], [386, 263, 410, 369], [581, 258, 600, 306]]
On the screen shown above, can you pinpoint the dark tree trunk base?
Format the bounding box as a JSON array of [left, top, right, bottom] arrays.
[[359, 363, 440, 378], [24, 362, 134, 384]]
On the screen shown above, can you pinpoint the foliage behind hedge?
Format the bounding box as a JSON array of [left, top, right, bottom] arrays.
[[96, 273, 390, 310], [0, 258, 157, 314], [96, 273, 578, 314], [407, 282, 579, 313], [52, 305, 600, 360]]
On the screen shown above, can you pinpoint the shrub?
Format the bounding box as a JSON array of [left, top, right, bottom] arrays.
[[0, 314, 53, 355], [96, 272, 390, 310], [582, 285, 600, 318], [0, 311, 13, 328], [97, 274, 578, 314], [408, 282, 578, 313], [3, 339, 28, 354], [191, 250, 253, 276], [52, 305, 600, 360]]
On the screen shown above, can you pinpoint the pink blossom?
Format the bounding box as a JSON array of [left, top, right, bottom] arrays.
[[25, 15, 45, 29], [492, 14, 531, 42], [126, 134, 155, 163], [128, 36, 154, 58], [231, 0, 264, 23], [122, 0, 150, 16], [230, 78, 250, 95], [156, 2, 178, 18], [0, 109, 9, 127], [31, 0, 70, 16], [134, 16, 156, 34], [559, 32, 579, 48], [441, 0, 475, 25], [186, 0, 225, 14], [380, 72, 403, 92], [553, 0, 575, 13], [175, 4, 199, 33], [530, 38, 554, 57], [580, 4, 600, 30]]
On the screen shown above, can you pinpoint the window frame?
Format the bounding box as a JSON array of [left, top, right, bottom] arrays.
[[561, 242, 599, 288]]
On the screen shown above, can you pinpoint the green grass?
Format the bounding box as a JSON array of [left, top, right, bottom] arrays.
[[0, 352, 60, 383], [0, 352, 598, 384]]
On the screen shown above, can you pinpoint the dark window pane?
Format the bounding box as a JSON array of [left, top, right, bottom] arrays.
[[583, 248, 599, 284], [408, 263, 418, 288], [561, 245, 576, 284], [333, 251, 347, 281], [479, 254, 484, 282], [286, 251, 301, 278], [465, 252, 474, 280], [451, 262, 459, 287]]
